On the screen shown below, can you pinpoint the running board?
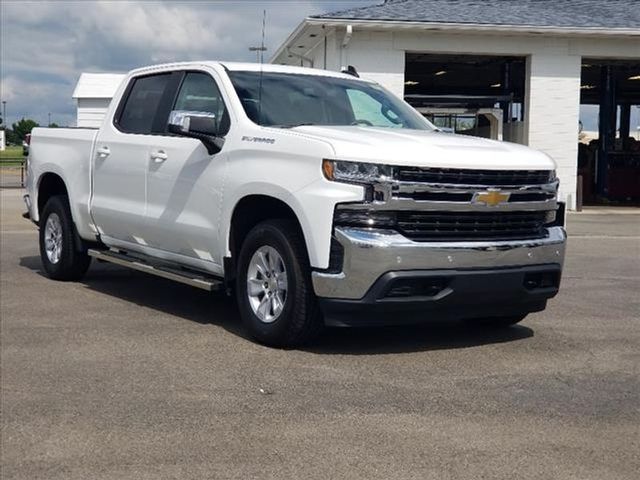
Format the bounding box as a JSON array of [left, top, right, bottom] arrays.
[[87, 249, 222, 291]]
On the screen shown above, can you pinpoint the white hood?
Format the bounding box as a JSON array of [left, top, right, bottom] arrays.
[[290, 126, 556, 171]]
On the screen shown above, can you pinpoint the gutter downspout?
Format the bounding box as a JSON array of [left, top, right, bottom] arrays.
[[340, 24, 353, 70]]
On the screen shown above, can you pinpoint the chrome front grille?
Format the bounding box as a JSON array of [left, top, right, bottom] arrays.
[[335, 166, 559, 243], [397, 167, 553, 186], [395, 190, 555, 204]]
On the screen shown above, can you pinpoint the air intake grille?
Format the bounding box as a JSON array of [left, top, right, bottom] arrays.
[[396, 211, 550, 241], [397, 167, 552, 186]]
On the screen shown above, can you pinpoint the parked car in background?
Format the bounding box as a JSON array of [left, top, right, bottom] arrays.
[[22, 134, 31, 156]]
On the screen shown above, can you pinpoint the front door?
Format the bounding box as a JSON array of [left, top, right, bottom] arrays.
[[143, 70, 231, 267]]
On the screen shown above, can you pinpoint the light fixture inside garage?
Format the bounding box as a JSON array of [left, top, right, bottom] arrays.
[[491, 83, 501, 87], [581, 85, 596, 90], [628, 75, 640, 80], [405, 80, 419, 86], [434, 70, 447, 76]]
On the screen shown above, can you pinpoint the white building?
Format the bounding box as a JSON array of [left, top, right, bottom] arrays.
[[272, 0, 640, 208], [72, 73, 125, 128]]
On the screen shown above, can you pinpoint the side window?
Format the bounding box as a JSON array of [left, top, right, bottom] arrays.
[[174, 72, 230, 135], [346, 89, 401, 128], [117, 74, 172, 134]]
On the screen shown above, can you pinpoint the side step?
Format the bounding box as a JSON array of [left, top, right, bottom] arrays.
[[87, 249, 222, 291]]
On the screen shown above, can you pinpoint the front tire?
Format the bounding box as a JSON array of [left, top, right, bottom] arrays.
[[39, 195, 91, 281], [236, 219, 322, 347]]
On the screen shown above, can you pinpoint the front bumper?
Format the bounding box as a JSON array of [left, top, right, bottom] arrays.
[[312, 226, 566, 326]]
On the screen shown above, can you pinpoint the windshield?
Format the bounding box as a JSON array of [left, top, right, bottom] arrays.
[[228, 71, 435, 130]]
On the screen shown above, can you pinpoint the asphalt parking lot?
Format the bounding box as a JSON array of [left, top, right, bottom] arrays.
[[1, 188, 639, 479]]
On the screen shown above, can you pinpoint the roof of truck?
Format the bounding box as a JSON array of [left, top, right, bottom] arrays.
[[129, 61, 369, 82]]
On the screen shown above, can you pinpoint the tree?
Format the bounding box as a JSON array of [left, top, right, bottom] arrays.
[[48, 122, 60, 128], [11, 118, 39, 142], [5, 129, 19, 145]]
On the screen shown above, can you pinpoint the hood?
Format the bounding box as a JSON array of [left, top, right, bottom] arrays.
[[288, 126, 556, 171]]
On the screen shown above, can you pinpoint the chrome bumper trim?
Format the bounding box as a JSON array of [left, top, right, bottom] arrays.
[[360, 178, 559, 212], [312, 226, 566, 300], [341, 197, 557, 212]]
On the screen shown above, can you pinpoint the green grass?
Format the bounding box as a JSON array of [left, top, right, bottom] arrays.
[[0, 145, 24, 160]]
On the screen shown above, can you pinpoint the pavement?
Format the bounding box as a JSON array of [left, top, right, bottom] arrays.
[[1, 188, 639, 479]]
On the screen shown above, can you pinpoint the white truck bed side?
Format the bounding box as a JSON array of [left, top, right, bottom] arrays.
[[27, 127, 99, 240]]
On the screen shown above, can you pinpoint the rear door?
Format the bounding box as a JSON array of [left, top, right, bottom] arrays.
[[143, 70, 231, 266], [91, 72, 178, 244]]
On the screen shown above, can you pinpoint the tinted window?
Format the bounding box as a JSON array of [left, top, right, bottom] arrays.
[[174, 72, 229, 135], [118, 74, 171, 134], [228, 71, 433, 130]]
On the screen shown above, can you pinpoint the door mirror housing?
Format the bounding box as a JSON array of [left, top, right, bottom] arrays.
[[168, 110, 224, 154]]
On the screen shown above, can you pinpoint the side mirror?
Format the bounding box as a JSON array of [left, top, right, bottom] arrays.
[[168, 110, 224, 154]]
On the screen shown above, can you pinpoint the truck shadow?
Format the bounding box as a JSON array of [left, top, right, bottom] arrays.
[[20, 255, 534, 354]]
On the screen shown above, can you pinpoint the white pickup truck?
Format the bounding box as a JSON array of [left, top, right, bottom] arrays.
[[24, 61, 566, 347]]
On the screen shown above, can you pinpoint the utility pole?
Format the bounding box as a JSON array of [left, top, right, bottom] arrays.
[[48, 112, 51, 126], [1, 101, 6, 128], [249, 46, 267, 63], [248, 10, 267, 64]]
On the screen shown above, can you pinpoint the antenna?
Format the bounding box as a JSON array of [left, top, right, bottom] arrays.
[[260, 10, 266, 64], [257, 9, 266, 125]]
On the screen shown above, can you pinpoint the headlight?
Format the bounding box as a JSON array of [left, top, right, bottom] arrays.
[[322, 159, 394, 184]]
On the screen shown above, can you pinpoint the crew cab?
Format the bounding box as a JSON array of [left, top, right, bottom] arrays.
[[24, 62, 566, 347]]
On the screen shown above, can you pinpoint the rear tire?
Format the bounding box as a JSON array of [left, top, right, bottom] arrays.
[[236, 219, 322, 347], [39, 195, 91, 281]]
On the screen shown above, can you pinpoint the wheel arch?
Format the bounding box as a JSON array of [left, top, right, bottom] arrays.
[[226, 194, 309, 281], [37, 172, 69, 220]]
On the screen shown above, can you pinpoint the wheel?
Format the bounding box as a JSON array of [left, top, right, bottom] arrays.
[[469, 314, 527, 328], [236, 219, 322, 347], [39, 195, 91, 281]]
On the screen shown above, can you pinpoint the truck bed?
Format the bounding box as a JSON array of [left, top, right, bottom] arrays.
[[27, 127, 99, 240]]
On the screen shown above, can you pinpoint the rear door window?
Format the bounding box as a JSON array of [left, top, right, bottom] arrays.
[[117, 74, 172, 134]]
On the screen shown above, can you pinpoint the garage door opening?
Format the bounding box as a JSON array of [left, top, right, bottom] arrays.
[[579, 59, 640, 204], [404, 53, 526, 143]]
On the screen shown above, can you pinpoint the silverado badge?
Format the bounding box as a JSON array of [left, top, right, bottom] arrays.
[[473, 189, 511, 206]]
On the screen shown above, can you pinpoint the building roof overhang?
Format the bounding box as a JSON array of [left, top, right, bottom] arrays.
[[271, 17, 640, 64]]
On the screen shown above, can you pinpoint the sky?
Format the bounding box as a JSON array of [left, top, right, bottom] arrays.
[[0, 0, 378, 128], [0, 0, 636, 132]]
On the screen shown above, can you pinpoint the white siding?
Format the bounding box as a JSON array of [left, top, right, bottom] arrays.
[[525, 53, 581, 208], [77, 98, 112, 129]]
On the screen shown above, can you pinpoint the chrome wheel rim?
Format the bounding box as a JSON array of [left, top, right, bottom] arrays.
[[44, 213, 63, 264], [246, 246, 288, 323]]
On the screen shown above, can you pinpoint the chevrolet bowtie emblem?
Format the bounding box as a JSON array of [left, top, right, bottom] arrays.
[[473, 189, 511, 206]]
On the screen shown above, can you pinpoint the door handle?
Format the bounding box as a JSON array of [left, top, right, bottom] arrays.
[[96, 146, 110, 158], [150, 150, 168, 162]]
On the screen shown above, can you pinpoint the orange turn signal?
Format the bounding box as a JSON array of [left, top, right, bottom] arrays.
[[322, 159, 334, 180]]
